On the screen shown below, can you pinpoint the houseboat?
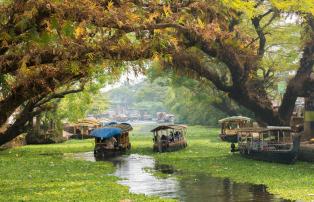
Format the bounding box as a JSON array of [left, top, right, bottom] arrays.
[[91, 123, 132, 157], [236, 126, 300, 164], [218, 116, 253, 143], [151, 125, 187, 152]]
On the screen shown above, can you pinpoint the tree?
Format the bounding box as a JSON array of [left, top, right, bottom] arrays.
[[0, 0, 151, 144], [145, 1, 314, 126], [1, 0, 313, 145]]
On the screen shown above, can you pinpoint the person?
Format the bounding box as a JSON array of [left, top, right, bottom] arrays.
[[174, 131, 181, 140], [161, 135, 168, 142], [169, 131, 174, 142], [104, 137, 117, 149]]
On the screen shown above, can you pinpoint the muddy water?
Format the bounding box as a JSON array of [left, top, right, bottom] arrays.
[[73, 152, 291, 202]]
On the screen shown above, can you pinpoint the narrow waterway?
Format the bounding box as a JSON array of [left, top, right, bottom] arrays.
[[73, 152, 291, 202]]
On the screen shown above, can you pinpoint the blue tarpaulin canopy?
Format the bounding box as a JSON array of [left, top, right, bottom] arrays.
[[90, 127, 122, 139]]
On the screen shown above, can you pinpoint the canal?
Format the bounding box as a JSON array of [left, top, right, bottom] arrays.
[[73, 152, 291, 202]]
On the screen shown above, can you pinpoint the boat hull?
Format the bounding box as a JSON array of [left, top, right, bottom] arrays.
[[239, 150, 299, 164], [94, 144, 131, 158], [239, 136, 301, 164], [219, 134, 238, 143], [153, 140, 187, 152]]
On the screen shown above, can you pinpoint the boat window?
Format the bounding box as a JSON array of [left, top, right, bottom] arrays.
[[157, 130, 167, 137], [280, 131, 292, 143], [252, 132, 259, 139], [262, 132, 268, 140], [277, 130, 283, 143], [226, 122, 239, 130], [238, 134, 247, 143]]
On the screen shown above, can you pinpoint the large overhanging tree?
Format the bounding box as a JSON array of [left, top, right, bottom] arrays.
[[0, 0, 313, 145]]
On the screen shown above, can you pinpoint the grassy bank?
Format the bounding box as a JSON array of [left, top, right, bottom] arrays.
[[131, 125, 314, 201], [0, 140, 173, 202], [2, 125, 314, 201]]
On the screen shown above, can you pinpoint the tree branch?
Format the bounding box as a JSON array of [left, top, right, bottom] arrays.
[[34, 86, 84, 108], [171, 50, 232, 92], [252, 9, 274, 58]]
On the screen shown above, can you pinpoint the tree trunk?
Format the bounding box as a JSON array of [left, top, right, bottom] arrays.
[[304, 94, 314, 140], [35, 114, 41, 133], [0, 111, 31, 146], [0, 99, 41, 146], [229, 88, 282, 126]]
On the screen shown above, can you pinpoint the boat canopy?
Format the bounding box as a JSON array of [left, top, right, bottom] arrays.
[[237, 126, 292, 133], [72, 119, 100, 127], [151, 125, 187, 132], [104, 121, 118, 126], [101, 122, 133, 131], [113, 123, 133, 132], [90, 127, 122, 139], [266, 126, 291, 131], [218, 116, 252, 124]]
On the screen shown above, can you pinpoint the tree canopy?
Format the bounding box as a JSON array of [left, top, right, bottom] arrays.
[[0, 0, 313, 145]]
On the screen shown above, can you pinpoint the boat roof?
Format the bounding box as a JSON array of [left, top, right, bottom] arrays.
[[72, 119, 100, 127], [266, 126, 292, 130], [218, 116, 252, 124], [151, 125, 187, 132], [91, 127, 122, 139], [237, 126, 292, 133], [106, 123, 133, 132]]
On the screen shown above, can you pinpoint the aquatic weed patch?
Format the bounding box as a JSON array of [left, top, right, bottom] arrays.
[[131, 125, 314, 201], [0, 140, 174, 202]]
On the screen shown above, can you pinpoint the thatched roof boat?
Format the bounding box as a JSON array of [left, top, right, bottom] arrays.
[[151, 124, 187, 152]]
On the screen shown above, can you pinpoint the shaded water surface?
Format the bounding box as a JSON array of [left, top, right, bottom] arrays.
[[73, 152, 291, 202]]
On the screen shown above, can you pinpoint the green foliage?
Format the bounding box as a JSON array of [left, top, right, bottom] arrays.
[[147, 67, 252, 126], [107, 78, 168, 116], [1, 0, 313, 142], [220, 0, 257, 18], [57, 90, 93, 122], [51, 64, 118, 123], [88, 96, 108, 115], [57, 86, 108, 122], [164, 86, 227, 126], [133, 78, 168, 113], [270, 0, 314, 14]]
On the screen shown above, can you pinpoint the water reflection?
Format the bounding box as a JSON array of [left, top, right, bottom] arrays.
[[110, 154, 181, 198], [73, 152, 291, 202], [177, 175, 290, 202]]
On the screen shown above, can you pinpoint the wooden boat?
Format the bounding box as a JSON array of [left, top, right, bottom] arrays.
[[218, 116, 253, 143], [151, 125, 187, 152], [66, 119, 101, 139], [236, 126, 300, 164], [91, 123, 132, 157]]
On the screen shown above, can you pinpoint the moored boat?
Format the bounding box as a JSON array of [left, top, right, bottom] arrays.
[[218, 116, 253, 143], [151, 125, 188, 152], [236, 126, 300, 164]]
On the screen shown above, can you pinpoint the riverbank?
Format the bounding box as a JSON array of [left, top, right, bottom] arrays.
[[2, 125, 314, 201], [0, 140, 173, 202], [131, 125, 314, 201]]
